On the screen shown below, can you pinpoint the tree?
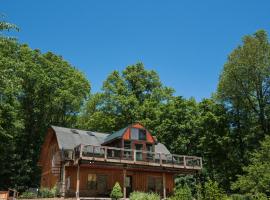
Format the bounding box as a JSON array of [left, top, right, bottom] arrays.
[[218, 30, 270, 147], [78, 63, 173, 132], [0, 34, 90, 189], [232, 135, 270, 195], [110, 182, 123, 200]]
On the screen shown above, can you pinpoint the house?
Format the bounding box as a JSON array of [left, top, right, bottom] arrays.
[[38, 123, 202, 199]]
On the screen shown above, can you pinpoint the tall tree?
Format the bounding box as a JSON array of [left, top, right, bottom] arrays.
[[0, 35, 90, 189], [218, 30, 270, 141], [78, 63, 174, 132]]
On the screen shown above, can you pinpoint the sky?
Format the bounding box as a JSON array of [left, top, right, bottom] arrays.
[[2, 1, 270, 100]]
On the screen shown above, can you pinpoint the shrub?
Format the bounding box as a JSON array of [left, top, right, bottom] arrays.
[[39, 187, 54, 198], [169, 184, 193, 200], [19, 191, 36, 199], [230, 194, 254, 200], [50, 185, 59, 197], [204, 179, 225, 200], [231, 194, 247, 200], [251, 193, 268, 200], [130, 191, 160, 200], [110, 182, 123, 200]]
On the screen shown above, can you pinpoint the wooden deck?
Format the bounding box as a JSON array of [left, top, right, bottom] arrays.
[[63, 144, 202, 170]]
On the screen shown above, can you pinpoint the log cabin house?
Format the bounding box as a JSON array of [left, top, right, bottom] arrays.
[[38, 123, 202, 199]]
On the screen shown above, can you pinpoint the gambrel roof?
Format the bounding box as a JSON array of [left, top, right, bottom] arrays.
[[51, 125, 171, 154]]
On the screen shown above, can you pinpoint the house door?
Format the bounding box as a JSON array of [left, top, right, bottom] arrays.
[[97, 175, 108, 196], [125, 176, 133, 197]]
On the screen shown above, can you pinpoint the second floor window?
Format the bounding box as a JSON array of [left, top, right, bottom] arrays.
[[131, 128, 146, 141]]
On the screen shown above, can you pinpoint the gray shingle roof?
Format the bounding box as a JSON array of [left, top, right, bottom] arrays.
[[51, 125, 171, 154], [103, 127, 128, 144]]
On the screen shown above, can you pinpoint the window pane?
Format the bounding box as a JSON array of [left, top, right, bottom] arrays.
[[139, 129, 146, 140], [87, 174, 97, 190], [124, 141, 131, 149], [131, 128, 139, 140]]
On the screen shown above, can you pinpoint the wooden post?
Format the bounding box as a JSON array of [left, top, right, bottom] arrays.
[[61, 163, 66, 197], [163, 172, 166, 199], [133, 150, 136, 163], [104, 146, 107, 161], [123, 169, 127, 199], [76, 164, 80, 199], [183, 156, 186, 168]]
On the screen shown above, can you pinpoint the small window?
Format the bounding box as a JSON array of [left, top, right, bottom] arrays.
[[87, 174, 97, 190], [139, 129, 146, 140], [131, 128, 139, 140], [131, 128, 146, 141], [124, 141, 131, 149], [146, 144, 153, 152]]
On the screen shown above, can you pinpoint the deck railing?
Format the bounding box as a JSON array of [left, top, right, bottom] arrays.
[[72, 144, 202, 170]]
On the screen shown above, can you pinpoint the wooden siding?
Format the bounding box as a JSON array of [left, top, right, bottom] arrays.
[[40, 129, 60, 189], [65, 166, 174, 197]]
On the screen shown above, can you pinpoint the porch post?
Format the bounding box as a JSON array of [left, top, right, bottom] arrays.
[[76, 163, 80, 199], [123, 169, 127, 199], [163, 172, 166, 199], [61, 163, 66, 197]]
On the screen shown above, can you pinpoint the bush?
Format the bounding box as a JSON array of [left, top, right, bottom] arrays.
[[39, 187, 54, 198], [251, 193, 268, 200], [19, 191, 36, 199], [169, 184, 193, 200], [204, 179, 225, 200], [130, 191, 160, 200], [110, 182, 123, 200], [230, 194, 254, 200]]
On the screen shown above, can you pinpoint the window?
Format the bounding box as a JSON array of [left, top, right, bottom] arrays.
[[131, 128, 139, 140], [131, 128, 146, 141], [124, 141, 132, 159], [124, 141, 131, 149], [147, 176, 162, 194], [87, 174, 97, 190], [135, 144, 143, 161], [139, 129, 146, 140], [146, 144, 154, 160]]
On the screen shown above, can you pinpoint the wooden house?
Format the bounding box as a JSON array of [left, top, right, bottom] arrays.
[[38, 123, 202, 199]]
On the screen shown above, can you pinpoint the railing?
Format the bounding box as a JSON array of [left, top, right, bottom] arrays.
[[71, 144, 202, 169], [72, 144, 202, 169], [62, 149, 74, 160]]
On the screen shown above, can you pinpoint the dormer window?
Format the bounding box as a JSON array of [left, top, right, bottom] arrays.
[[131, 128, 146, 141]]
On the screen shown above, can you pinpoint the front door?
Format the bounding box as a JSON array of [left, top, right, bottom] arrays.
[[125, 176, 133, 197], [97, 175, 108, 196]]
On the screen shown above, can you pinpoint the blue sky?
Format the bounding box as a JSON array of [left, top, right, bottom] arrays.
[[2, 1, 270, 100]]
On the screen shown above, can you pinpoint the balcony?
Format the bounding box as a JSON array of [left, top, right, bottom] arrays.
[[72, 144, 202, 170]]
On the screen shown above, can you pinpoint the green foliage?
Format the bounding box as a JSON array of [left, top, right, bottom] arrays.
[[129, 191, 160, 200], [204, 179, 225, 200], [39, 187, 55, 198], [230, 194, 253, 200], [232, 136, 270, 195], [0, 27, 90, 189], [169, 184, 193, 200], [78, 62, 174, 132], [110, 182, 123, 199], [217, 30, 270, 188], [19, 191, 36, 199]]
